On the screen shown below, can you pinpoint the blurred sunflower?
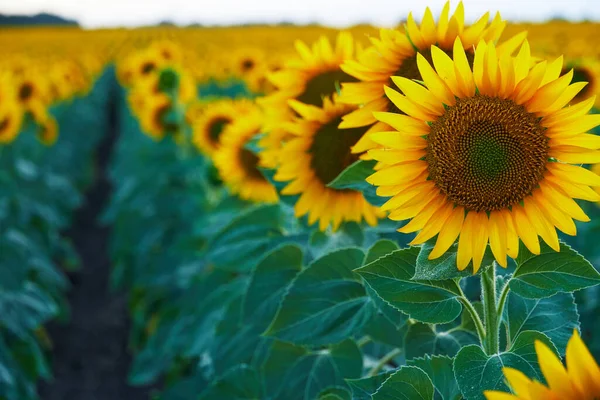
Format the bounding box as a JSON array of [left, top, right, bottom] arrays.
[[339, 1, 526, 155], [260, 31, 357, 111], [213, 108, 278, 203], [273, 95, 382, 231], [14, 72, 49, 111], [258, 32, 358, 169], [0, 102, 24, 144], [367, 38, 600, 272], [484, 330, 600, 400], [139, 94, 178, 140], [139, 66, 196, 104], [31, 103, 58, 145], [562, 57, 600, 107], [192, 99, 253, 155]]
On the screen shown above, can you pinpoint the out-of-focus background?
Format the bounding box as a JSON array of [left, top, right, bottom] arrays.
[[1, 2, 600, 400]]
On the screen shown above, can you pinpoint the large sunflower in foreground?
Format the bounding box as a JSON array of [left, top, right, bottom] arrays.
[[367, 38, 600, 272], [273, 95, 382, 231], [485, 330, 600, 400], [192, 99, 255, 156], [339, 1, 526, 155], [213, 108, 278, 203], [257, 32, 359, 168]]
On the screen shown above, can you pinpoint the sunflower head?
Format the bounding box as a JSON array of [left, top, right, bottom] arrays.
[[0, 103, 23, 144], [192, 99, 254, 155], [272, 95, 382, 231], [259, 31, 358, 113], [139, 94, 177, 140], [338, 1, 526, 156], [367, 38, 600, 272], [561, 57, 600, 107], [213, 107, 278, 204], [484, 330, 600, 399]]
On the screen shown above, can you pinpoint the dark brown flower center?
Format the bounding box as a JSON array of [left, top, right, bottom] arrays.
[[141, 62, 156, 75], [154, 104, 178, 134], [388, 48, 475, 113], [0, 117, 10, 135], [241, 59, 255, 72], [208, 117, 231, 144], [19, 83, 33, 101], [309, 116, 366, 184], [240, 148, 265, 181], [296, 69, 357, 108], [427, 95, 549, 212]]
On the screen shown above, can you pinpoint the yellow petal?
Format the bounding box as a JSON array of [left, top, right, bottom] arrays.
[[457, 211, 475, 271], [512, 204, 540, 255], [536, 340, 578, 398], [547, 163, 600, 186], [471, 211, 489, 273], [566, 330, 600, 394], [488, 211, 508, 268], [429, 206, 465, 260], [384, 85, 437, 121], [417, 51, 456, 106], [366, 161, 428, 186]]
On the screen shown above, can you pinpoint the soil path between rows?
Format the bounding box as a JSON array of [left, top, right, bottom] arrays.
[[39, 81, 154, 400]]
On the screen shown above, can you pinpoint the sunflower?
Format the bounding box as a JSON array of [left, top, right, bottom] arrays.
[[366, 38, 600, 272], [0, 102, 24, 144], [484, 330, 600, 400], [260, 31, 358, 112], [192, 99, 254, 155], [30, 102, 58, 145], [258, 32, 358, 168], [562, 57, 600, 108], [137, 66, 197, 105], [213, 108, 278, 203], [273, 95, 382, 231], [339, 1, 526, 155], [13, 73, 49, 111], [138, 94, 178, 140]]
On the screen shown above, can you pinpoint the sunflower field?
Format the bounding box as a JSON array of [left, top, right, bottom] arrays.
[[3, 2, 600, 399]]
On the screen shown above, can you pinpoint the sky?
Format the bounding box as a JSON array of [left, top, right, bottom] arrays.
[[1, 0, 599, 28]]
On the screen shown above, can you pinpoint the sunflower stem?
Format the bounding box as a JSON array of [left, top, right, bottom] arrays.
[[495, 278, 512, 350], [367, 348, 402, 377], [457, 284, 486, 346], [482, 263, 499, 355]]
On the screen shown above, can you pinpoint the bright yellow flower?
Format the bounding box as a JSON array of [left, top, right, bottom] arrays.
[[213, 108, 278, 203], [339, 1, 526, 155], [0, 102, 24, 144], [485, 330, 600, 400], [258, 31, 359, 169], [192, 98, 255, 156], [562, 57, 600, 108], [272, 95, 382, 231], [367, 38, 600, 272]]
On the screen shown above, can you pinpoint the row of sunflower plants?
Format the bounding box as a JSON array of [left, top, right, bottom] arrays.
[[109, 4, 600, 399], [0, 63, 114, 399]]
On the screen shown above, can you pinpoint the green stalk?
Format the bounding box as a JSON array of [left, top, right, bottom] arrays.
[[481, 264, 499, 355], [367, 348, 402, 377], [457, 293, 486, 346]]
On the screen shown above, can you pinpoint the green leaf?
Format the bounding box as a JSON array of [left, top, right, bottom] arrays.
[[404, 323, 477, 360], [356, 248, 463, 324], [363, 309, 409, 348], [415, 241, 494, 280], [510, 241, 600, 299], [346, 371, 394, 400], [261, 339, 362, 400], [503, 290, 579, 354], [242, 244, 303, 331], [318, 387, 352, 400], [310, 222, 365, 259], [206, 204, 285, 272], [346, 372, 394, 400], [373, 365, 435, 400], [454, 331, 557, 400], [408, 355, 461, 400], [199, 365, 262, 400], [265, 248, 374, 346], [328, 160, 386, 207], [365, 240, 400, 265]]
